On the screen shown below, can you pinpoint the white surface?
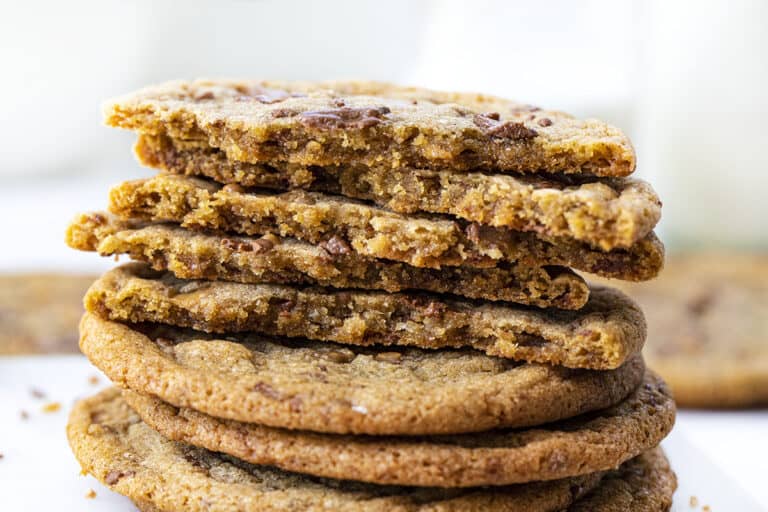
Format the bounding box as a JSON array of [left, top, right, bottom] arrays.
[[0, 356, 765, 511]]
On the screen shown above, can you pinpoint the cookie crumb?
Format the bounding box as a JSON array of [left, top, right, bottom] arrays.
[[85, 489, 97, 499], [690, 496, 699, 507], [42, 402, 62, 413], [0, 453, 4, 460], [30, 387, 46, 399], [702, 506, 711, 512], [20, 410, 29, 420], [88, 375, 100, 386]]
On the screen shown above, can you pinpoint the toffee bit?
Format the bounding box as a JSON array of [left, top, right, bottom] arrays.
[[85, 489, 97, 499], [42, 402, 62, 413], [88, 375, 100, 386]]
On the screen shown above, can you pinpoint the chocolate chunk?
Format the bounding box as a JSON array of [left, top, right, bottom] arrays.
[[104, 469, 135, 486], [320, 235, 352, 256], [221, 238, 253, 252], [324, 349, 356, 364], [483, 112, 501, 121], [276, 299, 294, 313], [299, 106, 391, 130], [253, 382, 283, 400], [473, 114, 538, 140], [538, 117, 553, 127], [332, 98, 346, 107], [253, 235, 276, 253]]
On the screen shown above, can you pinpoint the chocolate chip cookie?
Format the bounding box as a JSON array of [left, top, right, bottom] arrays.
[[68, 388, 674, 511], [107, 174, 664, 279], [135, 134, 659, 251], [104, 79, 636, 177], [593, 252, 768, 407], [66, 213, 589, 308], [78, 312, 645, 435], [85, 263, 645, 370], [0, 273, 95, 354], [123, 371, 674, 487]]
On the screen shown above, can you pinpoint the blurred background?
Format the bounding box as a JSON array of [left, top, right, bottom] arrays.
[[1, 0, 766, 272]]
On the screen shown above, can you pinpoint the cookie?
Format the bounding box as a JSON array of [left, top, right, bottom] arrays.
[[592, 252, 768, 408], [136, 134, 659, 251], [79, 312, 646, 435], [66, 213, 589, 308], [85, 263, 645, 370], [567, 447, 675, 512], [123, 371, 674, 487], [108, 174, 664, 280], [68, 388, 673, 512], [104, 79, 636, 178], [0, 273, 95, 355]]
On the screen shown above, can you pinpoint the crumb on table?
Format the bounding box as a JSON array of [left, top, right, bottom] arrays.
[[85, 489, 97, 499], [41, 401, 61, 413]]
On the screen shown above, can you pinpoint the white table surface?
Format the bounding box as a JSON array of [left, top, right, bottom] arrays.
[[1, 355, 766, 511]]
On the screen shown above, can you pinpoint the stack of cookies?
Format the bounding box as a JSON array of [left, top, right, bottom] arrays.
[[66, 80, 676, 511]]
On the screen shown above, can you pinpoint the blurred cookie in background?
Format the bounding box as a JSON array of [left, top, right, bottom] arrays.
[[0, 273, 95, 354], [591, 253, 768, 408]]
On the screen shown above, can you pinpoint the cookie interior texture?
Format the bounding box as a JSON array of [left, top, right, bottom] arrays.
[[66, 212, 590, 308], [68, 388, 674, 512], [79, 312, 646, 435], [83, 263, 646, 370], [106, 174, 664, 278], [123, 371, 674, 487], [134, 133, 660, 251]]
